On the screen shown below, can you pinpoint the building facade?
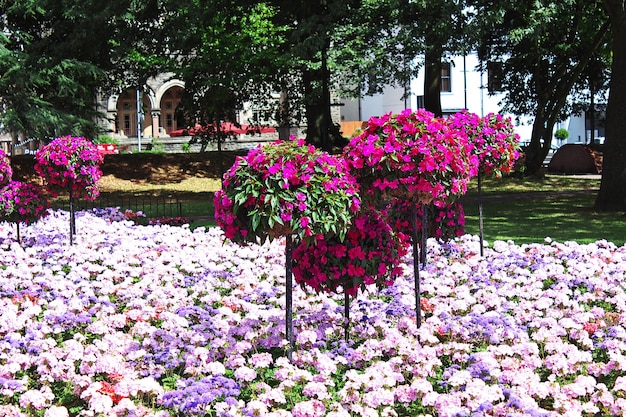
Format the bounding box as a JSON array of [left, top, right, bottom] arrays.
[[96, 53, 601, 151]]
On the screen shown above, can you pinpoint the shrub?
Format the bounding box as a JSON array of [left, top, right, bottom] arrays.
[[214, 137, 360, 245]]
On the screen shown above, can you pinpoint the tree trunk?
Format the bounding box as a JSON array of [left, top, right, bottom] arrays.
[[303, 63, 343, 151], [423, 47, 443, 117], [524, 114, 554, 176], [595, 0, 626, 211]]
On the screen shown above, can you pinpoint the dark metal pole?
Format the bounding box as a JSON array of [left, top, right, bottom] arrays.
[[344, 290, 350, 343], [69, 190, 75, 245], [285, 234, 294, 361], [412, 205, 422, 328], [478, 172, 484, 256], [421, 204, 428, 267]]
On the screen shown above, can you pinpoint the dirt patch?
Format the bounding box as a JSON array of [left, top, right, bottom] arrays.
[[11, 151, 242, 185]]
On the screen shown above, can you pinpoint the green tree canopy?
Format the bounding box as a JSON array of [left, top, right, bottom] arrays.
[[473, 0, 610, 175]]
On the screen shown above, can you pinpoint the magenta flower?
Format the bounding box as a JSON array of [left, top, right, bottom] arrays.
[[214, 137, 361, 245], [448, 110, 521, 178], [386, 199, 466, 245], [293, 208, 407, 296], [0, 181, 50, 224], [34, 136, 104, 201], [0, 149, 12, 188], [344, 109, 479, 205]]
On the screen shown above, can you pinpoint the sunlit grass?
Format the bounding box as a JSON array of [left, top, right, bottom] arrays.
[[82, 172, 623, 244], [463, 192, 625, 246], [465, 174, 601, 195], [97, 175, 221, 195]]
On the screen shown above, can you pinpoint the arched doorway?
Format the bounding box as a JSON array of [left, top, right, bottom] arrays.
[[116, 90, 152, 137], [160, 86, 183, 134]]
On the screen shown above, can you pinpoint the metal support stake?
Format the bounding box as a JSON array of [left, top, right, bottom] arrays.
[[412, 205, 422, 328], [69, 190, 75, 245], [344, 290, 350, 343], [478, 172, 484, 256], [285, 234, 294, 361]]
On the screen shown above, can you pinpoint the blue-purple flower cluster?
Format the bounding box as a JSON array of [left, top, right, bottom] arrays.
[[0, 213, 625, 416]]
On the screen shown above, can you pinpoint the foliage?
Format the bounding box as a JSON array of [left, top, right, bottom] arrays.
[[34, 136, 104, 201], [554, 128, 569, 141], [292, 208, 407, 297], [401, 0, 480, 116], [214, 137, 360, 245], [472, 0, 610, 175], [343, 108, 479, 205], [0, 1, 126, 141], [93, 136, 120, 145], [0, 150, 12, 188], [161, 1, 287, 149], [0, 180, 50, 224]]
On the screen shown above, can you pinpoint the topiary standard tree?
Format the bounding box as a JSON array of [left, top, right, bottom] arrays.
[[447, 110, 521, 256], [343, 109, 479, 327], [214, 137, 360, 358], [34, 136, 104, 245]]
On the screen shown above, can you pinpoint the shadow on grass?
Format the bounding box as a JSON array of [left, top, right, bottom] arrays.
[[463, 192, 626, 246]]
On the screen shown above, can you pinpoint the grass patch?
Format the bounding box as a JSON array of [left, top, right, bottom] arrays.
[[462, 192, 625, 246], [42, 157, 620, 245], [465, 174, 601, 195]]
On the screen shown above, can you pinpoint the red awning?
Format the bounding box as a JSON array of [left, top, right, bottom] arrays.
[[169, 122, 275, 137]]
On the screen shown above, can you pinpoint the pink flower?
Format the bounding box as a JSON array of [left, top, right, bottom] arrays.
[[293, 208, 407, 296], [214, 137, 360, 245]]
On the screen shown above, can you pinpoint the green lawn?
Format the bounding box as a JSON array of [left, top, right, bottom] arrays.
[[61, 172, 624, 245], [462, 192, 625, 246]]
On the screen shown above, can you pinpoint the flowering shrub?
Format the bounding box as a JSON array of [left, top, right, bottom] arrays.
[[0, 180, 49, 224], [34, 135, 104, 200], [0, 149, 12, 187], [214, 137, 360, 244], [1, 215, 626, 416], [448, 110, 521, 178], [386, 199, 466, 244], [343, 109, 479, 205], [292, 208, 407, 296]]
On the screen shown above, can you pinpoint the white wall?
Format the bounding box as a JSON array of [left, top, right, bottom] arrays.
[[339, 53, 583, 145]]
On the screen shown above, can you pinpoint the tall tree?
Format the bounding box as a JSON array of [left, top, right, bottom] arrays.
[[0, 0, 159, 145], [160, 1, 286, 152], [474, 0, 610, 176], [271, 0, 361, 150], [403, 0, 473, 117], [595, 0, 626, 211]]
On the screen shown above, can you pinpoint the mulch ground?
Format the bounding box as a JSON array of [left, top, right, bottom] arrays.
[[10, 151, 241, 185]]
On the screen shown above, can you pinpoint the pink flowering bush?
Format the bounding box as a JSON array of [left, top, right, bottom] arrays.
[[386, 199, 466, 245], [214, 137, 360, 244], [0, 149, 12, 187], [343, 108, 479, 205], [292, 208, 407, 296], [34, 136, 104, 200], [448, 110, 521, 178], [0, 180, 50, 224]]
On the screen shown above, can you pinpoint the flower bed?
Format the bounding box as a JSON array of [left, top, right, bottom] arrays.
[[1, 213, 626, 416]]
